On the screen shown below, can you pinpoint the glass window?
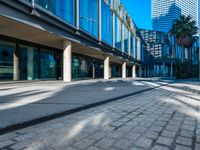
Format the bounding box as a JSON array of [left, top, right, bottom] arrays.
[[101, 0, 112, 45], [35, 0, 57, 14], [115, 15, 122, 50], [124, 26, 129, 53], [130, 34, 134, 57], [40, 49, 57, 79], [111, 63, 121, 77], [19, 45, 62, 80], [35, 0, 75, 25], [0, 40, 15, 80], [79, 0, 98, 37], [72, 54, 103, 79], [60, 0, 75, 25], [19, 45, 38, 80], [135, 38, 138, 58]]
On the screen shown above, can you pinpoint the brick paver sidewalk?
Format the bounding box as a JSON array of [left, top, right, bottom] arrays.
[[0, 80, 200, 150]]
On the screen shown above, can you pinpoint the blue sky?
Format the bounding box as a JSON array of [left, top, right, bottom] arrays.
[[120, 0, 152, 30]]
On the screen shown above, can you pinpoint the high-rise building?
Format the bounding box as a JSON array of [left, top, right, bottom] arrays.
[[152, 0, 199, 32]]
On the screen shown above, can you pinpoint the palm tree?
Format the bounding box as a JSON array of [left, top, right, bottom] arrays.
[[169, 15, 198, 62]]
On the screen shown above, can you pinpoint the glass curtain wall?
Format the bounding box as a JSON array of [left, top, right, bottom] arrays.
[[0, 40, 15, 80], [124, 26, 129, 53], [35, 0, 75, 25], [135, 38, 138, 59], [115, 15, 122, 50], [101, 0, 112, 45], [79, 0, 98, 37], [130, 34, 134, 57]]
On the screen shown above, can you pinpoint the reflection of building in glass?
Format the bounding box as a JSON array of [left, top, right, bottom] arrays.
[[152, 0, 199, 33], [140, 29, 173, 77], [140, 29, 199, 77]]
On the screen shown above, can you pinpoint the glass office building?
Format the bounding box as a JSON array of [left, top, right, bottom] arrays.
[[0, 0, 154, 81]]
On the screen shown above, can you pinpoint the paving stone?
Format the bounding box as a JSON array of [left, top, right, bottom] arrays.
[[95, 138, 115, 149], [144, 131, 159, 139], [196, 129, 200, 135], [125, 132, 141, 141], [156, 136, 173, 146], [132, 127, 147, 133], [107, 131, 125, 139], [172, 117, 184, 121], [150, 126, 163, 133], [196, 135, 200, 143], [181, 125, 195, 132], [113, 139, 133, 149], [135, 137, 153, 148], [151, 145, 169, 150], [0, 140, 15, 149], [168, 120, 182, 126], [11, 139, 34, 150], [154, 121, 167, 127], [175, 144, 191, 150], [176, 136, 192, 146], [88, 131, 106, 140], [87, 146, 103, 150], [116, 125, 133, 132], [73, 138, 96, 149], [0, 133, 18, 142], [165, 125, 179, 132], [180, 130, 194, 138], [195, 143, 200, 150], [129, 146, 144, 150], [161, 130, 176, 138]]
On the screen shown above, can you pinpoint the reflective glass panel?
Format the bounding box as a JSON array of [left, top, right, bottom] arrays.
[[124, 26, 129, 53], [0, 40, 15, 80], [115, 15, 122, 51], [79, 0, 98, 37], [40, 49, 57, 79], [101, 0, 112, 45], [35, 0, 75, 25]]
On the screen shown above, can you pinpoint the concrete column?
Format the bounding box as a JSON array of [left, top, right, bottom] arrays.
[[63, 40, 72, 82], [104, 56, 110, 79], [170, 62, 173, 77], [122, 62, 127, 79], [132, 64, 136, 78], [27, 48, 34, 80], [13, 47, 19, 81]]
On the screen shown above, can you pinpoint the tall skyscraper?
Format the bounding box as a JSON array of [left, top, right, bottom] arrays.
[[152, 0, 199, 33]]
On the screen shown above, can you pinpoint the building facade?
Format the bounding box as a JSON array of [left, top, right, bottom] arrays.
[[140, 29, 200, 77], [140, 29, 174, 77], [0, 0, 153, 81], [152, 0, 199, 33]]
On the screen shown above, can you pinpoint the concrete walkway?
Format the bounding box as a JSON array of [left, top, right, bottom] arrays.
[[0, 78, 200, 150], [0, 78, 172, 129]]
